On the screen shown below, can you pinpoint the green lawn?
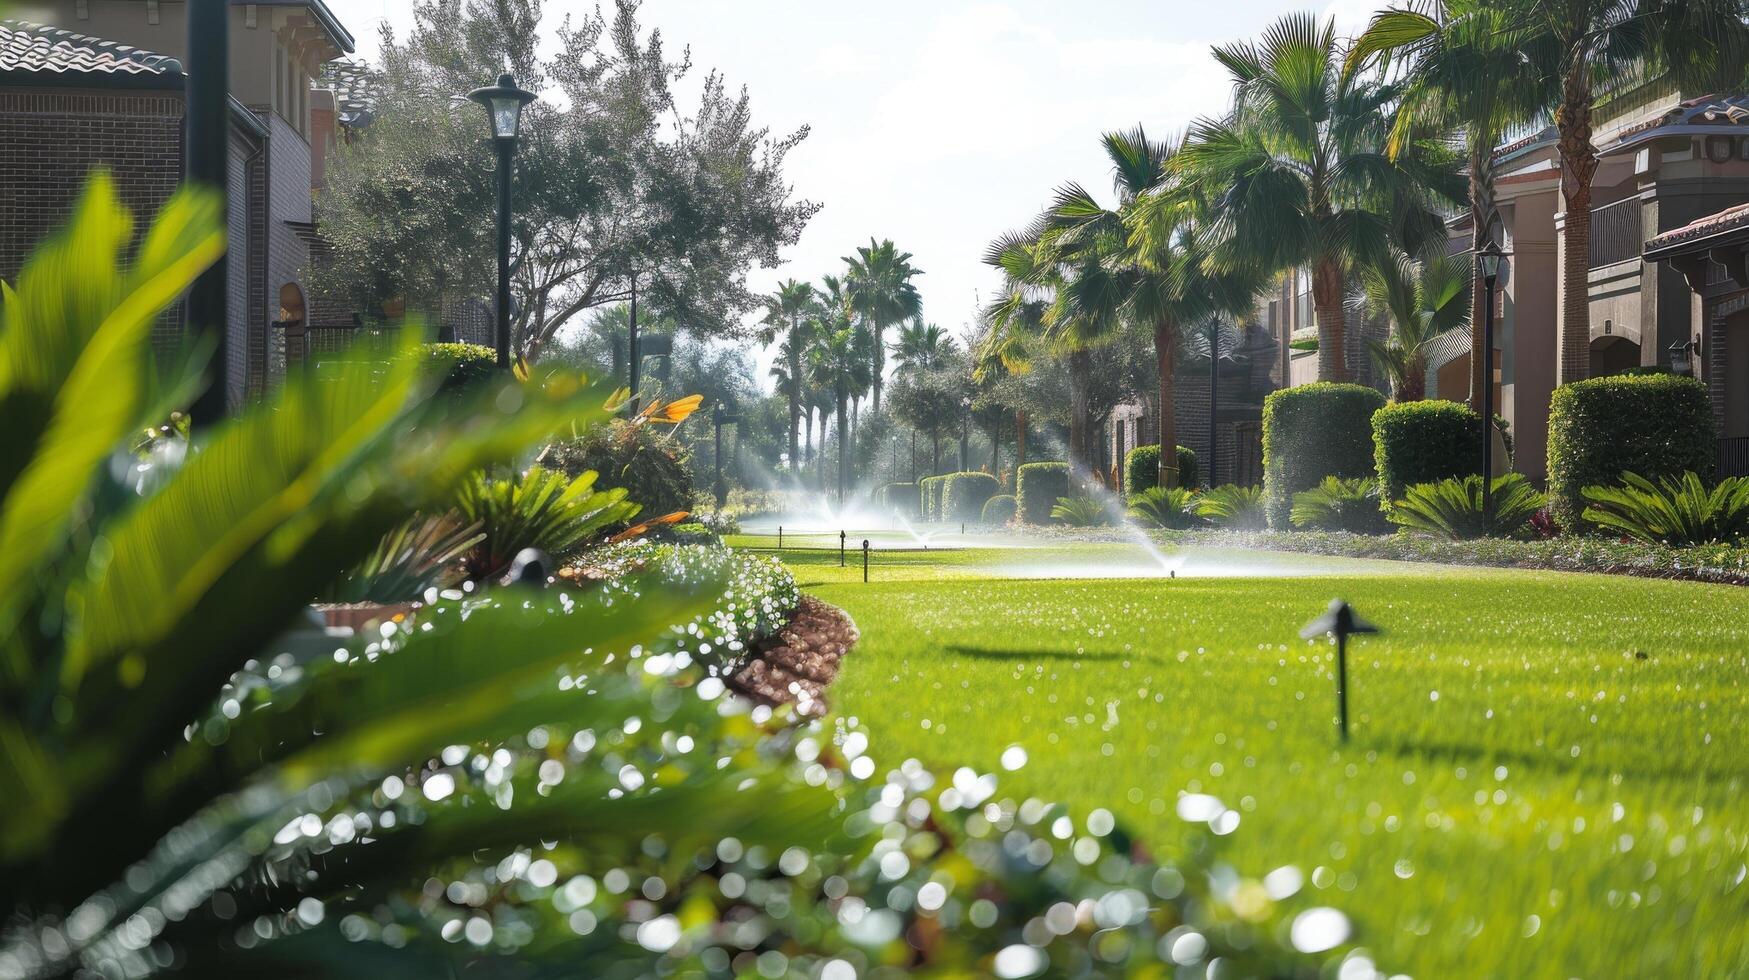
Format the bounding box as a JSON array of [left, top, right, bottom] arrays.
[[755, 539, 1749, 979]]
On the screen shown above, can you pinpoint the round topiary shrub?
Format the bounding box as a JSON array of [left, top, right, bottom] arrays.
[[543, 421, 695, 522], [877, 482, 919, 518], [981, 493, 1018, 526], [1124, 444, 1200, 495], [1548, 373, 1715, 529], [1372, 400, 1483, 509], [1262, 382, 1386, 529], [943, 472, 1000, 523], [1016, 462, 1071, 525], [406, 342, 497, 394]]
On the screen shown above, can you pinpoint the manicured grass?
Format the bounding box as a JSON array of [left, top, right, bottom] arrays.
[[779, 540, 1749, 979]]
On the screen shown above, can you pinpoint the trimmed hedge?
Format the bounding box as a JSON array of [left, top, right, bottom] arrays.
[[1261, 383, 1387, 529], [1124, 444, 1200, 495], [1372, 400, 1483, 509], [407, 342, 497, 394], [1547, 374, 1716, 528], [981, 494, 1018, 526], [920, 476, 948, 521], [1017, 462, 1071, 525], [943, 472, 1000, 523], [876, 482, 919, 518]]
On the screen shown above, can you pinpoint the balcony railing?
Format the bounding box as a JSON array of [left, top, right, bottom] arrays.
[[1589, 199, 1642, 269]]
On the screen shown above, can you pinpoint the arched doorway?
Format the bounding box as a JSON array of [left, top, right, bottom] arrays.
[[1590, 333, 1640, 377]]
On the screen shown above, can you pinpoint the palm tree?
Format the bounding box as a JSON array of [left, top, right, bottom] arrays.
[[1361, 250, 1474, 401], [1348, 2, 1548, 410], [759, 279, 817, 474], [844, 238, 923, 412], [982, 219, 1127, 473], [892, 319, 958, 373], [809, 325, 874, 501], [1054, 127, 1263, 488], [1176, 13, 1463, 382]]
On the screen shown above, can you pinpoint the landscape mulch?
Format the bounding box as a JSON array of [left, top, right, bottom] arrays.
[[727, 595, 858, 716]]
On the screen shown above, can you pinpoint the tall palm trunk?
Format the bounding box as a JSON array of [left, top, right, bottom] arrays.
[[1403, 351, 1428, 402], [1312, 258, 1349, 382], [786, 319, 801, 473], [990, 421, 1000, 476], [1555, 63, 1597, 385], [1016, 411, 1027, 473], [870, 324, 885, 413], [1068, 348, 1094, 472], [930, 429, 940, 475], [1155, 318, 1179, 489], [836, 391, 850, 502], [1467, 140, 1498, 413]]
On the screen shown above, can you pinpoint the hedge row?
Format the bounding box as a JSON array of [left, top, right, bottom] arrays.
[[1261, 383, 1385, 530], [943, 472, 1001, 523], [1123, 444, 1200, 494], [875, 482, 919, 519], [981, 494, 1018, 525], [1017, 462, 1072, 525], [1547, 374, 1714, 528], [920, 476, 948, 520], [1372, 400, 1483, 510]]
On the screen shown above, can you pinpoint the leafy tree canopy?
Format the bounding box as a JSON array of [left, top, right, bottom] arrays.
[[316, 0, 819, 360]]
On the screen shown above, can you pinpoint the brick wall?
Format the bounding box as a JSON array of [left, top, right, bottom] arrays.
[[0, 86, 185, 352]]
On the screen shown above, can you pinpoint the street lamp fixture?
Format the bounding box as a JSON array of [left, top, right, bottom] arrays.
[[1474, 240, 1511, 517], [960, 396, 972, 473], [1669, 337, 1698, 376], [468, 73, 538, 370]]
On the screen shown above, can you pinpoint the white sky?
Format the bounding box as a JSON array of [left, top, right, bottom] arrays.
[[352, 0, 1374, 383]]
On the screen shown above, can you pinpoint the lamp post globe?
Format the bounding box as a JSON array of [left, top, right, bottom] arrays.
[[468, 73, 538, 370]]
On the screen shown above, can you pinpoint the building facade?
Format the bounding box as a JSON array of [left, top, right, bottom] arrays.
[[0, 0, 358, 405]]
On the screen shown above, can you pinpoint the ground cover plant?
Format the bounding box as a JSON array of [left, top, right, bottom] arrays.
[[1582, 471, 1749, 547], [778, 542, 1749, 979]]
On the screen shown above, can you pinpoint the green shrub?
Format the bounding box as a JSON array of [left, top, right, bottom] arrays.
[[1547, 374, 1715, 528], [918, 475, 947, 520], [981, 493, 1018, 525], [455, 466, 640, 579], [543, 420, 695, 522], [1388, 474, 1545, 540], [1291, 477, 1388, 533], [665, 521, 722, 547], [1582, 472, 1749, 546], [323, 514, 483, 604], [1127, 487, 1202, 529], [405, 341, 497, 393], [943, 472, 1001, 523], [1124, 444, 1200, 494], [1051, 495, 1113, 527], [1017, 462, 1072, 525], [1372, 400, 1483, 509], [1195, 485, 1269, 530], [877, 482, 919, 518], [1262, 382, 1387, 529]]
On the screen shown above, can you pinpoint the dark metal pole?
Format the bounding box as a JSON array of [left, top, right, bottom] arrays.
[[840, 530, 846, 567], [495, 139, 513, 370], [1207, 321, 1219, 486], [862, 540, 870, 583], [627, 275, 640, 413], [714, 408, 725, 508], [186, 0, 229, 423], [1335, 633, 1349, 742], [1481, 275, 1496, 519]]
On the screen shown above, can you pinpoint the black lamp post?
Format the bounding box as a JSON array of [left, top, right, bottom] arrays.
[[1207, 319, 1221, 486], [712, 404, 740, 508], [959, 396, 972, 472], [1476, 240, 1509, 518], [186, 0, 229, 424], [468, 73, 537, 370]]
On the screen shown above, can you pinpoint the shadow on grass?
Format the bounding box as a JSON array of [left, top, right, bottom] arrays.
[[942, 643, 1132, 664], [1368, 734, 1749, 786]]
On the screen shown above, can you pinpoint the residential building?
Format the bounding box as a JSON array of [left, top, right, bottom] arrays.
[[1251, 79, 1749, 485], [0, 0, 359, 405]]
